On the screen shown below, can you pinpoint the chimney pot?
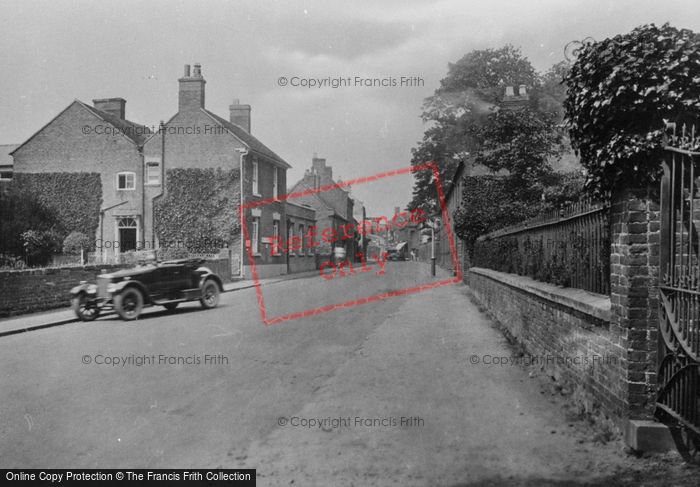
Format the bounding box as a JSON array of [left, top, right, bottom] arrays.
[[505, 86, 515, 97], [519, 84, 527, 96], [178, 63, 206, 112]]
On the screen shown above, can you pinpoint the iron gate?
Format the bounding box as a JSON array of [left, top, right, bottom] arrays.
[[657, 122, 700, 446]]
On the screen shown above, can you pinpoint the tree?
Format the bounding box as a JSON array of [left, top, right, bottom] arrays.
[[62, 231, 92, 255], [409, 45, 542, 213], [21, 229, 61, 267], [564, 23, 700, 194], [469, 106, 564, 201], [0, 192, 59, 259]]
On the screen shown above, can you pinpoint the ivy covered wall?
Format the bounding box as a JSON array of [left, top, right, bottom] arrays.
[[154, 168, 241, 252]]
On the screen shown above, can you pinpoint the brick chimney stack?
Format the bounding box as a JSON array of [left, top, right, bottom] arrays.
[[501, 84, 529, 110], [312, 154, 333, 183], [229, 99, 251, 133], [93, 98, 126, 119], [178, 62, 206, 112]]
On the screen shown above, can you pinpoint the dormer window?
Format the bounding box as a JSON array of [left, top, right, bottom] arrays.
[[117, 172, 136, 190]]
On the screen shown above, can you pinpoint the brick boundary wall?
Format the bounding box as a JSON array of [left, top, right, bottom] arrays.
[[0, 264, 124, 317], [467, 268, 626, 421], [467, 185, 661, 428]]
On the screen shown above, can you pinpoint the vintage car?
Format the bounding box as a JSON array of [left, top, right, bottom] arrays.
[[70, 258, 223, 321]]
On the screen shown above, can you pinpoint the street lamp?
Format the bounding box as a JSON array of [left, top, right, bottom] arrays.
[[422, 217, 441, 277]]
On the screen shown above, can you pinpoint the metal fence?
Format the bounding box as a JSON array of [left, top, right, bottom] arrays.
[[656, 121, 700, 438], [472, 198, 610, 295]]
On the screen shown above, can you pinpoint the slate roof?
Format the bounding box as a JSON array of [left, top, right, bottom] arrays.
[[288, 177, 349, 222], [203, 109, 290, 168], [11, 100, 152, 156]]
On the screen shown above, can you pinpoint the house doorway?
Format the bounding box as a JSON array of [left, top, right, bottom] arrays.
[[117, 217, 138, 252]]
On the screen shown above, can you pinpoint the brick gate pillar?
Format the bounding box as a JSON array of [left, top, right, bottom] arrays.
[[609, 186, 660, 421]]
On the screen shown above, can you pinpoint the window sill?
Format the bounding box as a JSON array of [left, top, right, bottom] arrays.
[[145, 183, 161, 187], [117, 188, 136, 191], [252, 192, 262, 197]]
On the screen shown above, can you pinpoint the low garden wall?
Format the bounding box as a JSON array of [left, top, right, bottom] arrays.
[[0, 258, 233, 317], [466, 186, 661, 431], [467, 267, 625, 419], [0, 264, 123, 317]]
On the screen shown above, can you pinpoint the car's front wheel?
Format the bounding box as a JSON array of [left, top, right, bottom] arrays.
[[72, 293, 100, 321], [200, 279, 220, 309], [114, 287, 144, 320]]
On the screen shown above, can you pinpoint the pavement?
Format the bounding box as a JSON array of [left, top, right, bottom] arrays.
[[0, 269, 321, 338]]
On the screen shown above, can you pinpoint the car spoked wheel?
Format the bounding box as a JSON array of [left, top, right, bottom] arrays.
[[114, 287, 144, 321], [200, 280, 220, 309], [72, 294, 100, 321]]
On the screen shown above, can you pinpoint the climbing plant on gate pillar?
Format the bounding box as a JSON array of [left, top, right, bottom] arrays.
[[564, 23, 700, 196]]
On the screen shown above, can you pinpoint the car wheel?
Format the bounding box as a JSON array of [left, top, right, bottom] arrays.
[[163, 302, 179, 311], [114, 287, 144, 321], [200, 279, 220, 309], [72, 293, 100, 321]]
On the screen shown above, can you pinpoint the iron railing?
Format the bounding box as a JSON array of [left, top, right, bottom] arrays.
[[657, 122, 700, 438], [473, 198, 610, 295]]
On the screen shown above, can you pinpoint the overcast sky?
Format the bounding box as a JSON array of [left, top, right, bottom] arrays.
[[2, 0, 699, 216]]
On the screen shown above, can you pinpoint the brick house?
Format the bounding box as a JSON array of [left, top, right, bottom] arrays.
[[284, 201, 316, 273], [437, 160, 466, 273], [10, 98, 151, 255], [9, 63, 294, 279], [288, 155, 357, 262], [142, 64, 292, 278]]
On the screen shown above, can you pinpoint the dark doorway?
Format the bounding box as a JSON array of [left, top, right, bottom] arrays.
[[118, 217, 138, 252], [119, 228, 137, 252]]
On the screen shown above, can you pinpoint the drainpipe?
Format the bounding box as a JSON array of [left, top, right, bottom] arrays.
[[140, 148, 145, 252], [151, 121, 166, 256], [236, 147, 249, 276]]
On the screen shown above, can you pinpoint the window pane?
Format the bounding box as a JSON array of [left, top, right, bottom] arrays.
[[252, 161, 259, 194], [147, 163, 160, 184], [252, 218, 259, 254]]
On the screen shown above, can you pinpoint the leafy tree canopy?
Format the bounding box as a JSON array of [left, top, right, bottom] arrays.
[[409, 45, 568, 213]]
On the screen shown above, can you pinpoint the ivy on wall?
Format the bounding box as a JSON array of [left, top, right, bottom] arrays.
[[10, 172, 102, 245], [154, 168, 241, 252], [564, 23, 700, 195]]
